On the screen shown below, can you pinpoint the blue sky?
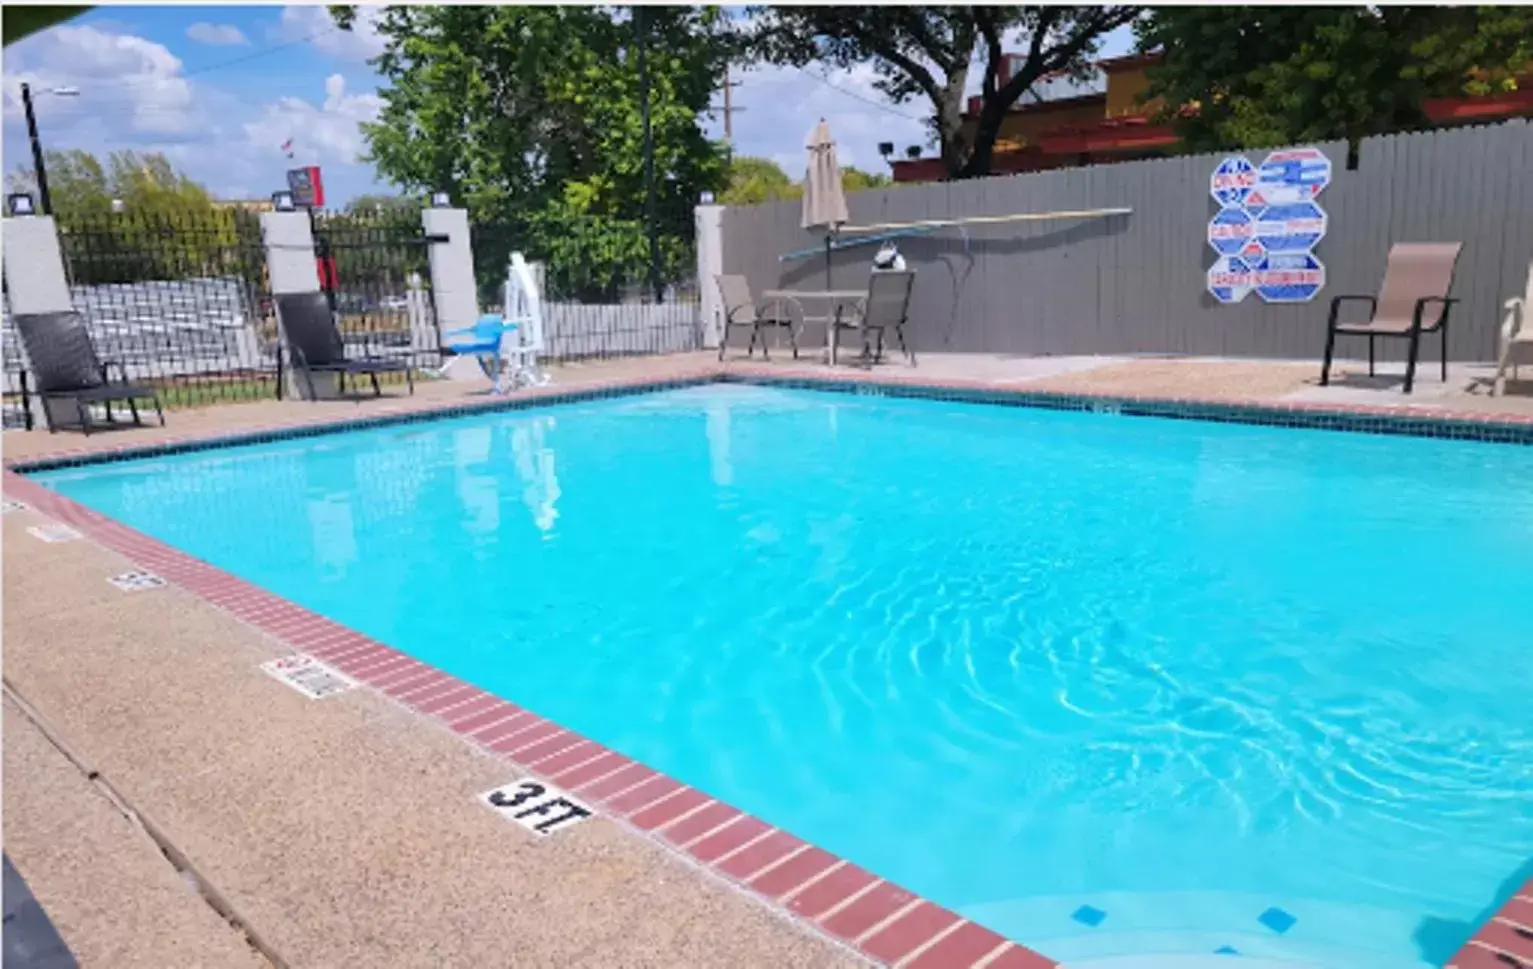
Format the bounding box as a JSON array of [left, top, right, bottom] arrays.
[[2, 6, 1136, 205]]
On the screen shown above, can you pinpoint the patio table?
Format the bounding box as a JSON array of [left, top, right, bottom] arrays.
[[759, 289, 867, 365]]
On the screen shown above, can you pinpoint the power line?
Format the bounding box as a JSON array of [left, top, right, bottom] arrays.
[[181, 24, 340, 79], [792, 65, 926, 123]]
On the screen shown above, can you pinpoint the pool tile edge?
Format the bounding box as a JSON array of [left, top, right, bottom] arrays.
[[0, 466, 1049, 969], [8, 361, 1533, 477]]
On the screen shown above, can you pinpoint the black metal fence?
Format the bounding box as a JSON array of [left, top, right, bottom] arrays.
[[472, 217, 701, 362], [2, 208, 702, 429], [2, 209, 280, 425], [310, 208, 439, 372]]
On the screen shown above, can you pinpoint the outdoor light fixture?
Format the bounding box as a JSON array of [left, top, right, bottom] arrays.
[[110, 198, 125, 213], [699, 190, 715, 204], [7, 193, 36, 216], [430, 191, 451, 208], [272, 190, 296, 212]]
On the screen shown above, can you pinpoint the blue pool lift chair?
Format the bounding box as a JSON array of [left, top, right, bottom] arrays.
[[441, 314, 517, 394]]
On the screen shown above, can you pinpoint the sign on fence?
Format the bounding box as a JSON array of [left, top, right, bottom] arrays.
[[1207, 147, 1332, 304]]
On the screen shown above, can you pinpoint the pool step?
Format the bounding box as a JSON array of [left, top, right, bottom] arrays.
[[962, 891, 1432, 969]]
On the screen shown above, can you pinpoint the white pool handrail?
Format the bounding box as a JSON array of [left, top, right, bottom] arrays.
[[502, 252, 550, 387]]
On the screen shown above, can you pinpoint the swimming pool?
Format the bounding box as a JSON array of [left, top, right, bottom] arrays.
[[34, 382, 1533, 968]]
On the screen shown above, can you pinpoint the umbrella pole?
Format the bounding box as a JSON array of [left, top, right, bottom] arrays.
[[824, 232, 832, 290]]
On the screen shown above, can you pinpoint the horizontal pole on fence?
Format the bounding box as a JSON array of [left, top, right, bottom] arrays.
[[778, 207, 1134, 263], [839, 207, 1133, 234]]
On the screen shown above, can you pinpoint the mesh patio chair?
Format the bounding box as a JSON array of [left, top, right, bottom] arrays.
[[1319, 243, 1462, 394], [716, 274, 797, 361], [12, 311, 164, 434], [275, 292, 415, 400], [836, 270, 916, 367], [1493, 261, 1533, 396]]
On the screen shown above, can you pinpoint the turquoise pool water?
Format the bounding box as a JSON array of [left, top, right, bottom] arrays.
[[35, 383, 1533, 967]]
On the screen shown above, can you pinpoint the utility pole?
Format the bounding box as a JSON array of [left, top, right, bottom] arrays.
[[712, 65, 745, 146], [722, 65, 740, 143], [635, 6, 663, 304], [20, 83, 53, 216]]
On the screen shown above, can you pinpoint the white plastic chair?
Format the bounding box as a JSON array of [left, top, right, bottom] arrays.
[[1493, 262, 1533, 396]]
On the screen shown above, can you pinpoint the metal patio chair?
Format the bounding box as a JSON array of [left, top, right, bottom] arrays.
[[716, 274, 797, 361], [836, 269, 917, 367], [12, 310, 165, 434], [275, 291, 415, 400], [1319, 243, 1462, 394]]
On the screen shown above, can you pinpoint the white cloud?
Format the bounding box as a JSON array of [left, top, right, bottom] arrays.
[[243, 73, 383, 168], [2, 24, 196, 137], [186, 23, 249, 47], [278, 5, 387, 62]]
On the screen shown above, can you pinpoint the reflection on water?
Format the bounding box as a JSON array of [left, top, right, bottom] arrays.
[[706, 398, 733, 488], [453, 426, 501, 536], [512, 416, 560, 536]]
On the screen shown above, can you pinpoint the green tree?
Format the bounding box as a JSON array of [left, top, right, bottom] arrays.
[[332, 4, 732, 300], [8, 149, 242, 284], [747, 6, 1142, 180], [719, 155, 801, 205], [1136, 7, 1533, 153], [842, 166, 892, 192]]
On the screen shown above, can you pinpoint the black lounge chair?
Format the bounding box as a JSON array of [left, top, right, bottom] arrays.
[[275, 292, 415, 400], [12, 311, 165, 435]]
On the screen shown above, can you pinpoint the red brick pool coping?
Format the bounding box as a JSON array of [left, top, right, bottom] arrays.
[[7, 363, 1533, 969]]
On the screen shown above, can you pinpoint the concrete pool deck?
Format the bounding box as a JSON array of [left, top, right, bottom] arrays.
[[5, 350, 1532, 969]]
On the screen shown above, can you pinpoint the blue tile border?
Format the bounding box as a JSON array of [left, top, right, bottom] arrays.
[[720, 373, 1533, 446], [9, 368, 1532, 477]]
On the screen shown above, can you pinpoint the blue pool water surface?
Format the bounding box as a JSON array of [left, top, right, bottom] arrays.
[[35, 384, 1533, 967]]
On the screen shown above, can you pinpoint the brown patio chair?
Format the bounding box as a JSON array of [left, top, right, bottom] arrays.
[[836, 269, 916, 367], [1319, 242, 1462, 394], [715, 274, 796, 361]]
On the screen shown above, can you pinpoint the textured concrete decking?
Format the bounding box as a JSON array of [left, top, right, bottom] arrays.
[[5, 350, 1531, 968], [2, 504, 858, 968], [3, 696, 269, 969]]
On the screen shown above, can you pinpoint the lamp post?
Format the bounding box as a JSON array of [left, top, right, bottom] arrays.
[[19, 83, 79, 216], [634, 6, 662, 304]]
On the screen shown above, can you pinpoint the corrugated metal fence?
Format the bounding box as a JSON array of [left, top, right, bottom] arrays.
[[721, 119, 1533, 362]]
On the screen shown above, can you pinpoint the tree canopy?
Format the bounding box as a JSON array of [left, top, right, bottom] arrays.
[[333, 4, 733, 299], [747, 6, 1141, 180], [1136, 7, 1533, 153], [719, 156, 892, 206], [7, 149, 249, 285]]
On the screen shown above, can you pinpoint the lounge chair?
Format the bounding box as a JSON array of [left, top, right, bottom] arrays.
[[835, 270, 916, 367], [1319, 242, 1462, 394], [275, 291, 415, 400], [716, 274, 797, 361], [12, 310, 164, 434], [1493, 261, 1533, 396]]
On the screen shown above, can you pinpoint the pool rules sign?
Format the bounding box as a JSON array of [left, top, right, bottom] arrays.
[[1207, 148, 1331, 304]]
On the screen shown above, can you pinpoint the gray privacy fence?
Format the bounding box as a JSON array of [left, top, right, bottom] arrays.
[[721, 119, 1533, 362]]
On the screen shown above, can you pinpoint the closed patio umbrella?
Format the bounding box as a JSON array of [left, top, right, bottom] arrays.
[[802, 118, 848, 289]]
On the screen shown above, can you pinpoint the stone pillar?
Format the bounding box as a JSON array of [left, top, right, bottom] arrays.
[[695, 204, 724, 348], [1, 215, 72, 316], [423, 207, 477, 334], [422, 207, 483, 382], [260, 210, 337, 399]]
